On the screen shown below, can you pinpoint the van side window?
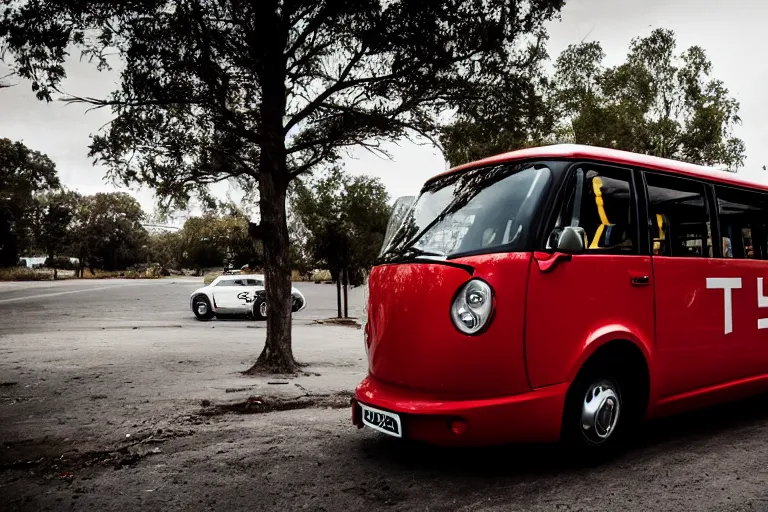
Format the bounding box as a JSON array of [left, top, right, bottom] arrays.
[[551, 165, 636, 254], [715, 185, 768, 260], [645, 173, 712, 258]]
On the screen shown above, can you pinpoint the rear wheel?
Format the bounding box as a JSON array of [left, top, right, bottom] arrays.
[[252, 297, 267, 320], [192, 295, 214, 321]]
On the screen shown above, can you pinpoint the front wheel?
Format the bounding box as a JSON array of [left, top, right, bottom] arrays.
[[192, 295, 214, 321], [561, 361, 635, 460]]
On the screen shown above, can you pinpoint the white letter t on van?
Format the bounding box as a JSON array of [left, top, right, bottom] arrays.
[[707, 278, 742, 334]]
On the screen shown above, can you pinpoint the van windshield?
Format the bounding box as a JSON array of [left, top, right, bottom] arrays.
[[380, 162, 552, 261]]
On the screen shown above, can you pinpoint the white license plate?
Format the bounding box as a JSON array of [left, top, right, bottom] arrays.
[[360, 404, 402, 438]]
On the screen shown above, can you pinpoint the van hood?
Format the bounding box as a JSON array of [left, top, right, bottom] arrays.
[[364, 252, 532, 399]]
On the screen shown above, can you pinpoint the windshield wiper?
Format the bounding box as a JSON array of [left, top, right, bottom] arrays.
[[378, 246, 474, 274], [398, 247, 446, 259], [378, 245, 445, 264]]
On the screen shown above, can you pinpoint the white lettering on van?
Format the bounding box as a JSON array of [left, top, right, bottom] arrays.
[[707, 277, 742, 334], [758, 278, 768, 330]]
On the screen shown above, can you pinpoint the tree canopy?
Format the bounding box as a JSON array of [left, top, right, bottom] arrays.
[[440, 28, 746, 171], [31, 189, 81, 277], [70, 192, 149, 272], [290, 166, 391, 286], [552, 28, 745, 170], [0, 138, 60, 267], [178, 211, 261, 272], [0, 0, 566, 372]]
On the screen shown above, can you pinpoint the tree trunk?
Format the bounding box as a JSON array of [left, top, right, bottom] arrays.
[[248, 170, 296, 374], [49, 252, 57, 280], [343, 266, 349, 319], [336, 272, 342, 318], [246, 2, 294, 374]]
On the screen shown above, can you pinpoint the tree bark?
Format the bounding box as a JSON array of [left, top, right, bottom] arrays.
[[248, 170, 296, 374], [343, 266, 349, 319], [49, 252, 57, 280], [336, 273, 342, 318]]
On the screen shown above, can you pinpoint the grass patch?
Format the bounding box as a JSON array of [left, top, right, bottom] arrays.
[[0, 267, 163, 281], [0, 268, 53, 281], [80, 268, 162, 279]]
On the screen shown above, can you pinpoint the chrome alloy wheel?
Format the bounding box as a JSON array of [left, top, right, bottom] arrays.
[[580, 379, 620, 444], [196, 301, 208, 315]]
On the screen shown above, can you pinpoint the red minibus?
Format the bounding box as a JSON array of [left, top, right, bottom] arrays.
[[351, 143, 768, 453]]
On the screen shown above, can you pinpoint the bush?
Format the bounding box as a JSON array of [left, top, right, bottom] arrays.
[[203, 271, 222, 285], [0, 267, 53, 281], [311, 269, 332, 282]]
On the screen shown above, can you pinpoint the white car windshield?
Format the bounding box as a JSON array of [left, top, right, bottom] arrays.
[[214, 278, 263, 286]]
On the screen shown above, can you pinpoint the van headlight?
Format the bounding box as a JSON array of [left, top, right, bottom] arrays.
[[450, 279, 494, 335]]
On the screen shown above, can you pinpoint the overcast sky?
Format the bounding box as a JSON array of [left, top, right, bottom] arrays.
[[1, 0, 766, 222]]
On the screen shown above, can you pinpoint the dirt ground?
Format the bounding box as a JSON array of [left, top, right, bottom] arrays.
[[3, 279, 768, 511]]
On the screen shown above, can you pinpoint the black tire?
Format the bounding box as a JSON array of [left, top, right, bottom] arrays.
[[560, 355, 640, 462], [192, 295, 215, 321], [252, 297, 267, 320], [291, 294, 305, 313]]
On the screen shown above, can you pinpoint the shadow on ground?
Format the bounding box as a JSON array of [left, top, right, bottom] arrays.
[[350, 392, 768, 476]]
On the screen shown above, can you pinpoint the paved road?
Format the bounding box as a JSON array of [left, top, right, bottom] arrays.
[[3, 278, 768, 511], [0, 277, 364, 334]]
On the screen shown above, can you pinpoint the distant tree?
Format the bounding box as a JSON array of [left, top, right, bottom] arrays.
[[147, 231, 182, 270], [291, 167, 391, 317], [178, 212, 261, 274], [440, 28, 746, 170], [439, 61, 558, 166], [0, 0, 565, 372], [287, 205, 313, 278], [31, 190, 81, 278], [552, 28, 745, 170], [0, 138, 60, 267], [178, 215, 226, 273], [70, 192, 148, 273]]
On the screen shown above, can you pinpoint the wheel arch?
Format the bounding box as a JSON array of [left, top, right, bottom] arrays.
[[567, 326, 652, 383], [191, 292, 216, 312], [567, 333, 652, 421]]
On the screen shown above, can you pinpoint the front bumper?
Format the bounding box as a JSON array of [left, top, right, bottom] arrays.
[[352, 376, 569, 446]]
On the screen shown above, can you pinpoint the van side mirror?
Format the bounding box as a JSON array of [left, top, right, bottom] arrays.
[[551, 226, 587, 253]]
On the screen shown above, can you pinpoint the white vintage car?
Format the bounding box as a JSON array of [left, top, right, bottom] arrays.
[[189, 273, 307, 321]]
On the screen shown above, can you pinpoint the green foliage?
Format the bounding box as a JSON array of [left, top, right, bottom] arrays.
[[146, 231, 182, 269], [552, 29, 745, 170], [0, 138, 60, 266], [0, 0, 565, 202], [440, 28, 746, 171], [31, 190, 81, 275], [70, 192, 149, 272], [178, 212, 261, 272], [440, 63, 558, 166], [290, 167, 391, 286]]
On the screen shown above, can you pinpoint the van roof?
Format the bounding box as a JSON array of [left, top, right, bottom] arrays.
[[432, 144, 768, 193]]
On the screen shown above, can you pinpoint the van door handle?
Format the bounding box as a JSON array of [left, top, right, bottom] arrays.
[[630, 275, 650, 286]]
